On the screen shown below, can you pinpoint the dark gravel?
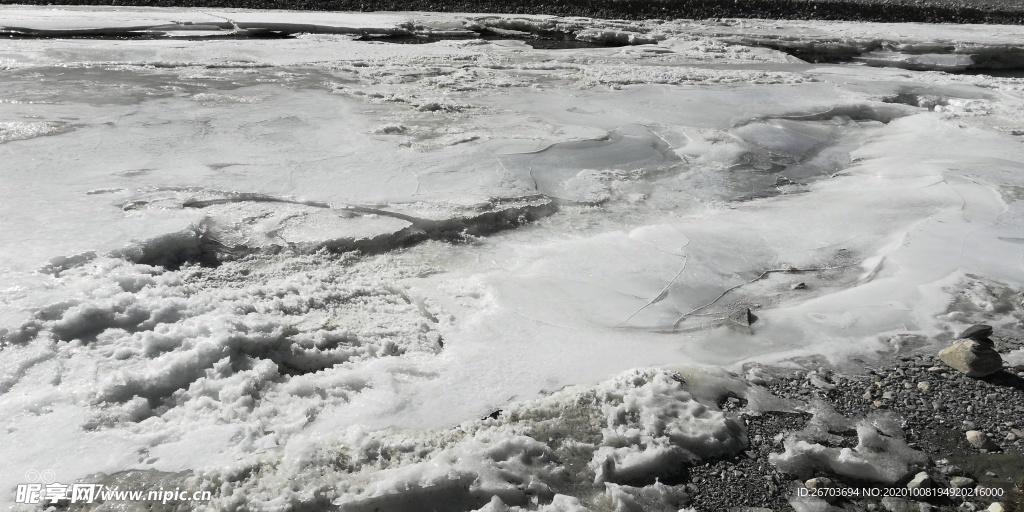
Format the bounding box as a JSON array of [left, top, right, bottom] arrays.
[[2, 0, 1024, 25], [687, 410, 813, 511], [483, 335, 1023, 511], [672, 335, 1024, 511]]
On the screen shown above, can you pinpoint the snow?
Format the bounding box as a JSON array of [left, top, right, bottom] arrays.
[[2, 6, 1024, 510], [770, 420, 928, 484], [589, 369, 746, 486]]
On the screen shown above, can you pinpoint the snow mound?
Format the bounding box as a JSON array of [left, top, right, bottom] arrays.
[[334, 434, 561, 512], [589, 369, 747, 486], [1, 251, 446, 434], [184, 368, 744, 511]]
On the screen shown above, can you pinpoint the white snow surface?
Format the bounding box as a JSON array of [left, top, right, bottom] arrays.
[[2, 6, 1024, 510]]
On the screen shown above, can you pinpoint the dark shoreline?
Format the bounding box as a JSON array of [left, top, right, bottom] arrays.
[[2, 0, 1024, 24]]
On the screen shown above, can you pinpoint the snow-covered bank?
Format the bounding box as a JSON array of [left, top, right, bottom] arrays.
[[2, 7, 1024, 510]]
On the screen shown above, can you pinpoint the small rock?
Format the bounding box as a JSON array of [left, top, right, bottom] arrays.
[[958, 324, 994, 340], [988, 503, 1007, 512], [805, 476, 834, 490], [963, 420, 977, 430], [917, 382, 930, 392], [950, 476, 976, 488], [882, 496, 914, 512], [728, 308, 757, 327], [966, 430, 1000, 451], [804, 476, 839, 503], [907, 471, 932, 490], [938, 338, 1003, 377]]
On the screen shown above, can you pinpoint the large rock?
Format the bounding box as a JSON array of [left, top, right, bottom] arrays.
[[938, 338, 1002, 378]]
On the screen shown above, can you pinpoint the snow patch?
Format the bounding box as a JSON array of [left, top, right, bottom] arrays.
[[589, 369, 746, 486], [770, 419, 927, 483]]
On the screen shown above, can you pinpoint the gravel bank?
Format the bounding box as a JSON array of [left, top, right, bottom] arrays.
[[680, 338, 1024, 511]]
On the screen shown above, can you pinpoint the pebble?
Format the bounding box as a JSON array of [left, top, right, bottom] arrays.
[[950, 476, 976, 488], [958, 324, 993, 340], [881, 496, 917, 512], [804, 476, 834, 490], [803, 477, 839, 503], [907, 471, 931, 489]]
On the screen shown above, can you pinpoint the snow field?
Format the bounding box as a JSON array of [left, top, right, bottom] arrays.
[[2, 7, 1024, 510]]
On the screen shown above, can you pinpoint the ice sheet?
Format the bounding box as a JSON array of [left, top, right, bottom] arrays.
[[2, 7, 1024, 510]]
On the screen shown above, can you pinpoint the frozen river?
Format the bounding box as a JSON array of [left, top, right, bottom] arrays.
[[2, 7, 1024, 510]]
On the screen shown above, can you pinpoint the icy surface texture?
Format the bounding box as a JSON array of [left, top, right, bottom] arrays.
[[3, 7, 1024, 510], [176, 367, 740, 511], [589, 369, 746, 486]]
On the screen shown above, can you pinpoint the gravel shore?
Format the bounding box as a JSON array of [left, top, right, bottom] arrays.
[[682, 337, 1024, 512]]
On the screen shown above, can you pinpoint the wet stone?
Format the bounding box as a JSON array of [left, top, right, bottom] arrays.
[[958, 324, 993, 340]]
